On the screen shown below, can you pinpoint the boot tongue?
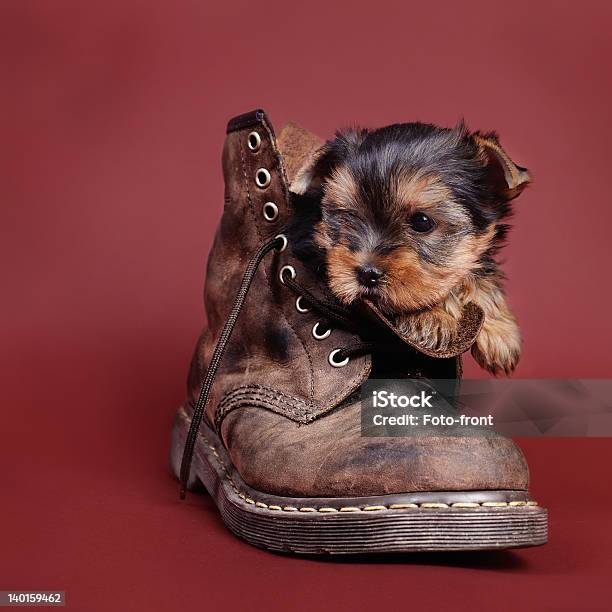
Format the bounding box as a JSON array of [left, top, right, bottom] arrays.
[[276, 121, 484, 359], [364, 300, 484, 359]]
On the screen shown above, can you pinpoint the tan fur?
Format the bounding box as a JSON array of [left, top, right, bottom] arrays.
[[277, 122, 323, 186], [325, 244, 364, 304], [397, 303, 461, 351], [291, 145, 326, 195], [321, 174, 518, 372], [303, 128, 527, 376], [324, 165, 360, 210], [398, 270, 521, 375], [377, 226, 496, 312], [473, 134, 531, 200], [395, 171, 452, 209], [460, 274, 521, 375]]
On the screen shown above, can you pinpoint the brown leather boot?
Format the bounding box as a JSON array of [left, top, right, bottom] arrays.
[[170, 109, 547, 554]]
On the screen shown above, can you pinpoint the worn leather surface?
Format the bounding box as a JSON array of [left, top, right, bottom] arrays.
[[221, 403, 529, 496], [366, 300, 485, 358], [187, 109, 530, 497], [188, 110, 371, 427]]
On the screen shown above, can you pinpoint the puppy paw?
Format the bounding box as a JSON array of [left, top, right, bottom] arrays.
[[471, 315, 521, 375], [397, 308, 460, 352]]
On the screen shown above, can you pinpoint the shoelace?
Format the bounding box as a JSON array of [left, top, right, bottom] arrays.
[[179, 234, 394, 498], [280, 273, 384, 363]]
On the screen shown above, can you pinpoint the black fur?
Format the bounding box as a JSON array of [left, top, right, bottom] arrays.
[[313, 124, 512, 227], [289, 122, 518, 274], [287, 191, 326, 273]]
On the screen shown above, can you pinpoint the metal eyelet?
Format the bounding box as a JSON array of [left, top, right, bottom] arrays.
[[255, 168, 271, 188], [312, 322, 331, 340], [247, 131, 261, 152], [295, 296, 310, 313], [279, 265, 296, 284], [328, 349, 349, 368], [274, 234, 287, 252], [263, 202, 279, 222]]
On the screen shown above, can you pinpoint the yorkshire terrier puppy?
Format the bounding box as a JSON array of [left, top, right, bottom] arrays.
[[289, 122, 530, 375]]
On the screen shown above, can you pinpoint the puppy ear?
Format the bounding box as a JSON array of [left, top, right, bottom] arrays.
[[473, 133, 531, 201], [290, 128, 367, 195], [290, 143, 335, 195], [277, 122, 324, 186]]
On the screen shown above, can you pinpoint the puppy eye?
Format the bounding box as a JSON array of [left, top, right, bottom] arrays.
[[409, 212, 435, 233]]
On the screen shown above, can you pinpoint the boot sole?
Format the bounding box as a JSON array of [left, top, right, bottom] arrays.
[[170, 406, 548, 554]]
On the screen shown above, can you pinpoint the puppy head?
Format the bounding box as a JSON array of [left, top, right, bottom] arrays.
[[291, 122, 530, 313]]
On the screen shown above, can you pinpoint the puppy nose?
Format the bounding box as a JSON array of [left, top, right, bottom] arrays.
[[357, 264, 383, 288]]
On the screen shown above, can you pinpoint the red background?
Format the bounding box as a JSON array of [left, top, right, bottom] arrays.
[[2, 1, 611, 609]]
